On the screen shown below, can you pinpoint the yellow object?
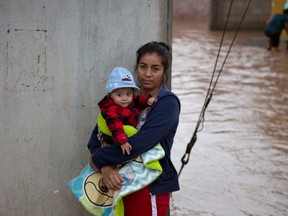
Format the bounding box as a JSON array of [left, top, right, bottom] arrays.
[[97, 112, 138, 137], [271, 0, 288, 40]]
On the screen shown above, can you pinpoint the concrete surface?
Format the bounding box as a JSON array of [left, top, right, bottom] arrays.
[[0, 1, 172, 215]]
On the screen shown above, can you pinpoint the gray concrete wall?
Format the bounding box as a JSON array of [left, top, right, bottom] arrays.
[[210, 0, 271, 30], [0, 0, 172, 215]]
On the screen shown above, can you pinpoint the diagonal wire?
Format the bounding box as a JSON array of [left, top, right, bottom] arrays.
[[178, 0, 252, 176]]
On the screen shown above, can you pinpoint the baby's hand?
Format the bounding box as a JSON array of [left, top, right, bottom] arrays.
[[121, 142, 132, 155], [147, 97, 156, 106]]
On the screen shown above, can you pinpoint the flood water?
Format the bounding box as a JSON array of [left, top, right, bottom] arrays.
[[170, 20, 288, 216]]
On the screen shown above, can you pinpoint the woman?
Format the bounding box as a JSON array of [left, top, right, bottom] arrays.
[[88, 41, 181, 216]]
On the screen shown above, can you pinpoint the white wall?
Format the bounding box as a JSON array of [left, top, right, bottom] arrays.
[[0, 0, 172, 215]]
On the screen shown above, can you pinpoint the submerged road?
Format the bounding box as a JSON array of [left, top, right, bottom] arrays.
[[171, 19, 288, 216]]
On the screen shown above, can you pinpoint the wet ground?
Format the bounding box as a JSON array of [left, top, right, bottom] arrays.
[[170, 19, 288, 216]]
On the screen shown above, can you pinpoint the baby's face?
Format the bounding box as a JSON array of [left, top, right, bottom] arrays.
[[110, 88, 134, 107]]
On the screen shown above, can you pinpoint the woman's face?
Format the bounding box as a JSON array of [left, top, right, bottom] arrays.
[[137, 53, 164, 94]]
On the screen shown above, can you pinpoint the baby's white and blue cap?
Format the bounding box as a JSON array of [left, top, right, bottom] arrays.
[[106, 67, 140, 94]]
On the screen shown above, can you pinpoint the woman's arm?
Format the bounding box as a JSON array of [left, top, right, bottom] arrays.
[[87, 125, 102, 154]]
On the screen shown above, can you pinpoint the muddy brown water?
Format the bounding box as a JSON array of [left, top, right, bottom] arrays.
[[170, 19, 288, 216]]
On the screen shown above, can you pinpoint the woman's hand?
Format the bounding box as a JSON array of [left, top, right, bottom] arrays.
[[101, 166, 124, 190]]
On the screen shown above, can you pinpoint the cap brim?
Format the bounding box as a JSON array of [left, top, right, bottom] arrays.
[[108, 85, 140, 93]]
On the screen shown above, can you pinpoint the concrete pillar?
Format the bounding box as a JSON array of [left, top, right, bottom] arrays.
[[0, 0, 172, 215], [210, 0, 271, 30]]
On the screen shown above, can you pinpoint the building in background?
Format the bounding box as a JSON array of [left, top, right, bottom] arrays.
[[271, 0, 288, 40], [173, 0, 272, 31]]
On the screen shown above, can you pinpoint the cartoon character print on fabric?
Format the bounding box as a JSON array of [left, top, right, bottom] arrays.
[[83, 155, 142, 207], [84, 172, 114, 207]]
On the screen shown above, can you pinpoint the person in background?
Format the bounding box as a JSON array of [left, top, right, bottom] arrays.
[[285, 0, 288, 10], [264, 8, 288, 52], [284, 1, 288, 49], [97, 67, 155, 155], [88, 41, 181, 216]]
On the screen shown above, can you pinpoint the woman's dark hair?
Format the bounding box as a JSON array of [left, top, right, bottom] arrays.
[[135, 41, 172, 84], [284, 9, 288, 15]]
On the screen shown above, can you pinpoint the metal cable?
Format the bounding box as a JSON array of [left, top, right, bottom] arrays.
[[178, 0, 252, 176]]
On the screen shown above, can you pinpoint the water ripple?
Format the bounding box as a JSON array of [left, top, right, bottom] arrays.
[[171, 19, 288, 216]]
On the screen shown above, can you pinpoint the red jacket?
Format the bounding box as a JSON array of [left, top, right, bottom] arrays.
[[98, 95, 150, 145]]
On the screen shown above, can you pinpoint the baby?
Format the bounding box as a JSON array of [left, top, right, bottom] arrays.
[[98, 67, 155, 155]]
